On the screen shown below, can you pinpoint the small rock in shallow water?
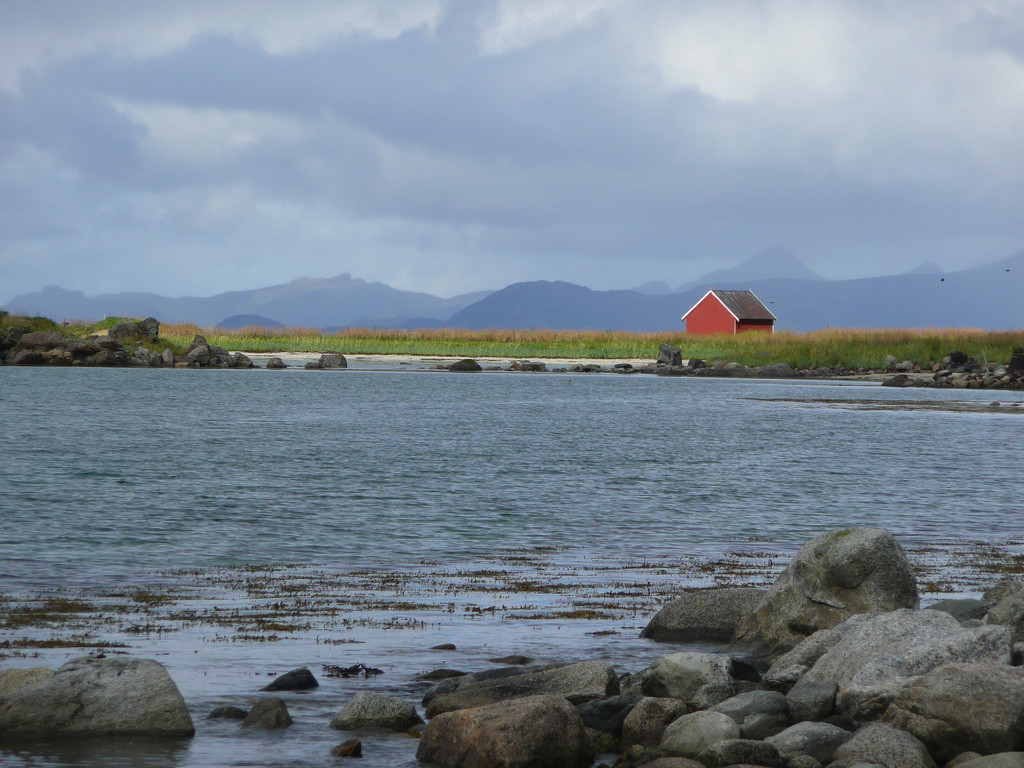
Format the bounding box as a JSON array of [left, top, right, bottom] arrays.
[[431, 643, 457, 650], [261, 666, 318, 691], [331, 738, 362, 757], [208, 705, 248, 720], [489, 654, 532, 665], [242, 697, 293, 729]]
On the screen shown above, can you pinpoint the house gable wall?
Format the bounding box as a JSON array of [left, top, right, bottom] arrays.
[[685, 294, 738, 334], [736, 319, 774, 334]]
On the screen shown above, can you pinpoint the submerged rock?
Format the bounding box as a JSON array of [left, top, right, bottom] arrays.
[[241, 697, 293, 729]]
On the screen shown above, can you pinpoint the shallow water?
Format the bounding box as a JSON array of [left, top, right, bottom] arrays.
[[1, 366, 1023, 766]]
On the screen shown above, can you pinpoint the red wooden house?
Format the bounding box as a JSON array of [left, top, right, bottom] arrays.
[[681, 289, 776, 334]]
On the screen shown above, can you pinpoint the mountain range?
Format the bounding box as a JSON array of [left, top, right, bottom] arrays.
[[4, 249, 1022, 332]]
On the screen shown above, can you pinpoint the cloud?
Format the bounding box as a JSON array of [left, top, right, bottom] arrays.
[[1, 1, 1023, 303]]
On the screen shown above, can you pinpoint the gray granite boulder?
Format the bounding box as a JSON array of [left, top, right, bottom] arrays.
[[330, 691, 422, 731], [319, 353, 347, 369], [641, 588, 766, 643], [831, 722, 936, 768], [621, 697, 691, 748], [0, 656, 194, 737], [657, 344, 683, 367], [709, 689, 789, 739], [802, 609, 1012, 720], [660, 710, 739, 759], [448, 359, 482, 372], [416, 694, 591, 768], [266, 356, 287, 369], [424, 660, 617, 718], [983, 578, 1024, 606], [574, 693, 641, 736], [733, 528, 919, 651], [987, 590, 1024, 641], [954, 755, 1024, 768], [697, 738, 783, 768], [640, 652, 735, 702], [882, 663, 1024, 763], [926, 599, 991, 621], [766, 721, 851, 764], [763, 628, 844, 692], [0, 667, 53, 697], [786, 678, 837, 722]]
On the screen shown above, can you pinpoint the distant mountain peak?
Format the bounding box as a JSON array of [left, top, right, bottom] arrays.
[[677, 246, 821, 292]]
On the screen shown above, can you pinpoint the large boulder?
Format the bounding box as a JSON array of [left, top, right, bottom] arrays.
[[330, 691, 423, 731], [241, 697, 292, 729], [657, 344, 683, 367], [733, 528, 919, 651], [0, 656, 194, 737], [766, 721, 852, 765], [0, 667, 53, 697], [621, 697, 691, 748], [261, 666, 318, 691], [763, 628, 845, 691], [641, 588, 766, 643], [831, 722, 936, 768], [424, 660, 617, 718], [416, 694, 592, 768], [639, 652, 736, 703], [659, 710, 739, 759], [708, 689, 789, 739], [696, 738, 783, 768], [987, 590, 1024, 641], [574, 693, 642, 736], [802, 609, 1012, 719], [882, 663, 1024, 763], [109, 317, 159, 342]]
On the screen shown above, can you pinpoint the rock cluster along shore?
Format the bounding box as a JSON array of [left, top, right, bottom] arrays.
[[0, 318, 256, 369], [4, 528, 1024, 768]]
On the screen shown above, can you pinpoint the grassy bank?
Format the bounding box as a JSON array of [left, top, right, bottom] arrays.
[[158, 323, 1024, 370]]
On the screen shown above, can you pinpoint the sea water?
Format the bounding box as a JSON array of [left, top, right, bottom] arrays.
[[1, 365, 1022, 767]]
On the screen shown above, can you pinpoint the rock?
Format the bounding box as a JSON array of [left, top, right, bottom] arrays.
[[802, 609, 1012, 720], [230, 352, 254, 368], [423, 666, 554, 708], [763, 627, 845, 693], [574, 693, 642, 736], [758, 362, 796, 378], [831, 722, 936, 768], [186, 336, 211, 365], [786, 679, 837, 722], [489, 655, 532, 665], [659, 710, 739, 759], [732, 528, 920, 651], [448, 359, 482, 372], [621, 697, 691, 748], [266, 356, 287, 369], [330, 691, 423, 732], [883, 354, 897, 368], [331, 739, 363, 757], [1009, 348, 1024, 374], [709, 689, 790, 739], [241, 697, 293, 729], [766, 721, 851, 765], [925, 599, 991, 621], [0, 667, 54, 697], [416, 694, 592, 768], [697, 737, 783, 768], [108, 317, 159, 342], [319, 353, 347, 368], [983, 577, 1024, 605], [417, 669, 467, 682], [0, 656, 194, 737], [640, 652, 735, 702], [304, 360, 323, 369], [657, 344, 683, 367], [641, 588, 767, 643], [208, 705, 248, 720], [881, 374, 914, 387], [882, 663, 1024, 763], [432, 643, 458, 650], [261, 666, 319, 691], [632, 759, 704, 768], [987, 590, 1024, 641], [424, 660, 617, 718], [954, 755, 1024, 768]]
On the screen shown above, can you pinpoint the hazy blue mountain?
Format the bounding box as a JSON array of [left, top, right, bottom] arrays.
[[447, 251, 1024, 332], [677, 246, 822, 292], [3, 274, 492, 328], [630, 280, 674, 295], [216, 314, 284, 329]]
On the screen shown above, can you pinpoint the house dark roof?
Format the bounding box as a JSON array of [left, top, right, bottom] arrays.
[[682, 289, 777, 322]]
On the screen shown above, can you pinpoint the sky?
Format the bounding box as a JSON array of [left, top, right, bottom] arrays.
[[2, 0, 1024, 303]]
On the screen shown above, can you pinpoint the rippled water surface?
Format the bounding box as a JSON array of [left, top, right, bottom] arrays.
[[1, 365, 1023, 767]]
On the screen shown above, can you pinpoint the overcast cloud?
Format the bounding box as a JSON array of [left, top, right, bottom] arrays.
[[2, 0, 1023, 302]]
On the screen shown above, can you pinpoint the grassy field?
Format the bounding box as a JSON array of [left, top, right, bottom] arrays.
[[3, 312, 1021, 370], [157, 323, 1024, 370]]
